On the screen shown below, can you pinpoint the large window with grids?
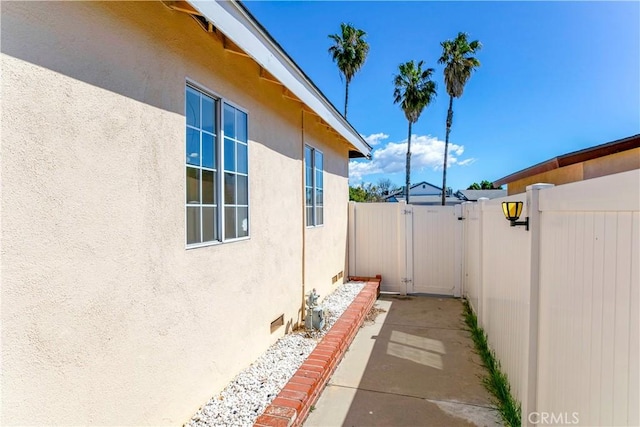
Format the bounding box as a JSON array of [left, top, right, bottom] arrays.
[[305, 145, 323, 227], [185, 84, 249, 246]]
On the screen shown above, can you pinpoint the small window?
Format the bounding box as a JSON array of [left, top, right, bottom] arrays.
[[305, 146, 323, 227]]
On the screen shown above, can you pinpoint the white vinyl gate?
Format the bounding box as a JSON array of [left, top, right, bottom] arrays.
[[348, 201, 462, 296]]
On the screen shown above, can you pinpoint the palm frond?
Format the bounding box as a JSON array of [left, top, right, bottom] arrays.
[[439, 32, 482, 98], [392, 60, 437, 124], [327, 22, 369, 83]]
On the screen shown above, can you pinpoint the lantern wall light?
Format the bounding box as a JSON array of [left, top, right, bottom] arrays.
[[502, 201, 529, 231]]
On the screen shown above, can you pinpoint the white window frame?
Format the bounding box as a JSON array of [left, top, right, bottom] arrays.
[[221, 100, 250, 243], [185, 81, 250, 248], [305, 145, 323, 227]]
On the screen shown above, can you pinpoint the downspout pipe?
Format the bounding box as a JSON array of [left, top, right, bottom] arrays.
[[300, 110, 306, 326]]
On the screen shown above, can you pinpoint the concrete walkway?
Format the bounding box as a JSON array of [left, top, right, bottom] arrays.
[[305, 295, 502, 427]]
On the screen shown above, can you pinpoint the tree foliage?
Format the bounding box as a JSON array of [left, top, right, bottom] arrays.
[[467, 180, 500, 190], [392, 60, 437, 203], [349, 185, 369, 202], [328, 23, 369, 119], [393, 61, 437, 124], [349, 179, 400, 202], [438, 32, 482, 205], [376, 178, 394, 196], [439, 33, 482, 99]]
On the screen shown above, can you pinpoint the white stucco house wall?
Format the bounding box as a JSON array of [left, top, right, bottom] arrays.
[[0, 1, 370, 425]]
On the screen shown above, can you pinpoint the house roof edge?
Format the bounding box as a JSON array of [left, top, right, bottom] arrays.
[[493, 134, 640, 187], [187, 0, 372, 158]]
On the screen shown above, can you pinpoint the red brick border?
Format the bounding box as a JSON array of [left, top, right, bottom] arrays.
[[254, 276, 381, 427]]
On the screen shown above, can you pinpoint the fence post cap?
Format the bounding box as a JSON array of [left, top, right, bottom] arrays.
[[526, 183, 555, 191]]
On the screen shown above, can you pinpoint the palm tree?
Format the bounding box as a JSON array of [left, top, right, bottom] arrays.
[[328, 23, 369, 119], [439, 32, 482, 205], [393, 60, 437, 203]]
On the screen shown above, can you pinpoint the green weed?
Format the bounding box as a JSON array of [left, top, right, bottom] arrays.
[[463, 299, 522, 427]]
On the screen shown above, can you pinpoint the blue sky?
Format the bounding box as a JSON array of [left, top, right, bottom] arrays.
[[244, 1, 640, 191]]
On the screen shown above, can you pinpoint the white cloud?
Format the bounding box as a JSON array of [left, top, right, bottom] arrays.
[[349, 134, 475, 182], [362, 132, 389, 146]]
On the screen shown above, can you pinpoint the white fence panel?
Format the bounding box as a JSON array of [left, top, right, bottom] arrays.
[[536, 170, 640, 426], [462, 202, 481, 313], [411, 205, 461, 296], [349, 170, 639, 425], [348, 202, 460, 295], [348, 202, 404, 293], [478, 195, 531, 404]]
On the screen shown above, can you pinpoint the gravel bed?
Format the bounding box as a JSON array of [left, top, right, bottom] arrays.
[[186, 281, 366, 427]]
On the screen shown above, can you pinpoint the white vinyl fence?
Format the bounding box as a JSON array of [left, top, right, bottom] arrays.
[[348, 169, 639, 426], [462, 193, 534, 409], [463, 170, 639, 426], [348, 202, 462, 296]]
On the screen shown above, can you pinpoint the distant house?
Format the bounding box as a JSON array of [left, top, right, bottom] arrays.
[[454, 189, 507, 201], [384, 182, 504, 205], [1, 1, 370, 425], [384, 181, 459, 205], [494, 134, 640, 195]]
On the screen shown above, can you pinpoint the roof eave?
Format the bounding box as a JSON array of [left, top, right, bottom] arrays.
[[186, 0, 371, 158], [494, 134, 640, 186]]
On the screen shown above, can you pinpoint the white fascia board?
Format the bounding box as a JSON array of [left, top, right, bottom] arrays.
[[188, 0, 371, 158]]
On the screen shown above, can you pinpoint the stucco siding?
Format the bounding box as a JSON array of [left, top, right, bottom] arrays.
[[507, 163, 583, 195], [583, 147, 640, 180], [506, 148, 639, 195], [1, 1, 349, 425]]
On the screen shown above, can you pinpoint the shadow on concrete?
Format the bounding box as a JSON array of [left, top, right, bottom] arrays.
[[306, 295, 502, 427]]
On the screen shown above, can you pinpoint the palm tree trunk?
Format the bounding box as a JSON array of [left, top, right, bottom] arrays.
[[405, 121, 412, 204], [441, 96, 454, 206], [344, 80, 349, 119]]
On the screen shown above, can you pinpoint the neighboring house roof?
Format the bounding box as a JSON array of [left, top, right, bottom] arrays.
[[385, 185, 506, 205], [391, 195, 462, 206], [493, 134, 640, 188], [384, 181, 443, 200], [455, 189, 507, 201], [183, 0, 371, 159], [384, 182, 463, 206]]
